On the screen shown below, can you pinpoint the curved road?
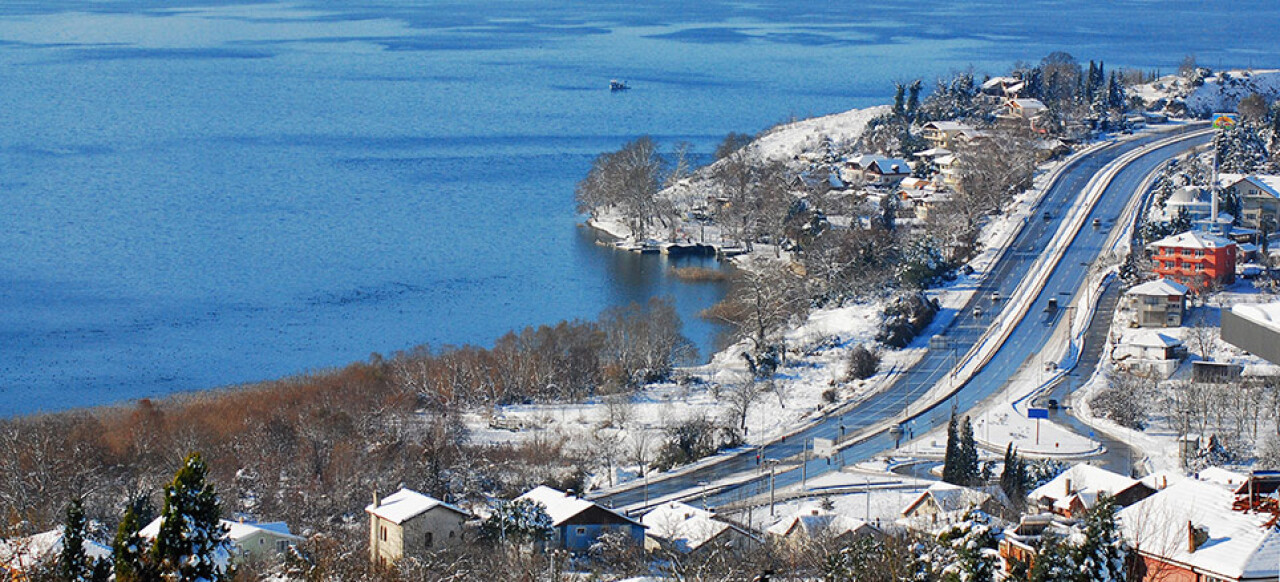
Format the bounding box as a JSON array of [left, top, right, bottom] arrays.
[[595, 127, 1210, 511]]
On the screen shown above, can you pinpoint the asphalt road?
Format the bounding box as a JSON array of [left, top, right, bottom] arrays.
[[595, 127, 1210, 512]]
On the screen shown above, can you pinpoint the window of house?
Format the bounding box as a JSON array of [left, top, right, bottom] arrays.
[[449, 531, 455, 539], [259, 538, 265, 545], [1196, 264, 1204, 272], [380, 526, 387, 542], [425, 532, 433, 548], [277, 540, 288, 553], [576, 527, 586, 535]]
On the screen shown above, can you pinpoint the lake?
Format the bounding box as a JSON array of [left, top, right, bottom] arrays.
[[1, 0, 1278, 415]]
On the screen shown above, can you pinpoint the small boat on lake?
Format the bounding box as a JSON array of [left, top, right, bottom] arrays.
[[610, 79, 630, 91]]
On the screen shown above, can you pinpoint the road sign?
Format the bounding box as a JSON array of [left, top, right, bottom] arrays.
[[812, 437, 836, 458], [1212, 113, 1238, 130], [1027, 407, 1049, 419]]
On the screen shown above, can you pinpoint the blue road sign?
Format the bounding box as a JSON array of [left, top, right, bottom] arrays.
[[1028, 407, 1049, 419]]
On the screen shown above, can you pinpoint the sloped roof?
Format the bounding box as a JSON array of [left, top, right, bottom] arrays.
[[1147, 230, 1236, 251], [1126, 330, 1183, 349], [1127, 278, 1190, 297], [766, 507, 870, 539], [140, 517, 304, 543], [518, 486, 642, 528], [1008, 98, 1047, 110], [365, 488, 470, 525], [868, 158, 910, 175], [642, 501, 753, 552], [1227, 175, 1280, 199], [1030, 464, 1141, 510], [0, 529, 111, 573], [1118, 478, 1280, 580], [902, 482, 992, 516], [922, 121, 975, 132]]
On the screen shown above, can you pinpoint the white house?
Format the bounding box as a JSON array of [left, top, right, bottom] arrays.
[[0, 529, 111, 578], [367, 489, 470, 565], [899, 482, 995, 531], [1028, 463, 1154, 519], [641, 501, 760, 555], [766, 506, 876, 545], [1123, 278, 1189, 328]]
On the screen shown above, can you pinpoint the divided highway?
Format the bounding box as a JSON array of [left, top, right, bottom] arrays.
[[594, 127, 1210, 512]]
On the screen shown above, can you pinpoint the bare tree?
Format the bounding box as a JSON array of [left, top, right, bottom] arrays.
[[723, 379, 762, 434], [576, 136, 667, 238]]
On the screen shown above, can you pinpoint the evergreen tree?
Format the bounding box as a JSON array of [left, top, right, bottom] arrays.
[[59, 498, 97, 582], [893, 82, 907, 119], [1073, 495, 1129, 582], [906, 79, 923, 120], [478, 498, 554, 545], [114, 502, 152, 582], [151, 453, 230, 582], [1027, 533, 1078, 582], [1000, 444, 1027, 503], [943, 413, 960, 485], [957, 415, 979, 486], [936, 509, 998, 582]]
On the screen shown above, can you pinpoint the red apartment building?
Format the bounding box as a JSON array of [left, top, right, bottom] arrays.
[[1147, 230, 1237, 291]]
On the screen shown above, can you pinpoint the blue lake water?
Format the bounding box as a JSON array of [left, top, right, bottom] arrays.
[[2, 1, 1279, 416]]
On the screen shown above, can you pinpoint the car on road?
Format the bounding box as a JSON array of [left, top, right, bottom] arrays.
[[1043, 210, 1052, 220], [990, 291, 1000, 302], [1093, 218, 1102, 228]]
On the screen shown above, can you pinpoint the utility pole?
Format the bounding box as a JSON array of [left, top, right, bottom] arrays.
[[801, 439, 809, 490]]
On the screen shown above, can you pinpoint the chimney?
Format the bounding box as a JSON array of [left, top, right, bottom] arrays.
[[1161, 475, 1168, 490], [1187, 521, 1195, 552], [372, 489, 380, 509], [1065, 478, 1072, 497]]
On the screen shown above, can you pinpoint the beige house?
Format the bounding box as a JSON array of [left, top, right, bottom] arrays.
[[641, 501, 761, 555], [899, 482, 995, 532], [1123, 278, 1189, 328], [1222, 174, 1280, 228], [765, 506, 877, 547], [921, 121, 977, 150], [367, 488, 471, 565]]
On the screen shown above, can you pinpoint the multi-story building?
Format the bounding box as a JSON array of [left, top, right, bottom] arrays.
[[1147, 230, 1237, 290]]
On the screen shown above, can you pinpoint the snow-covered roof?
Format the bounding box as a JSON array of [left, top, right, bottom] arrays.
[[1029, 464, 1142, 510], [0, 529, 111, 573], [1008, 98, 1047, 111], [867, 158, 910, 175], [1126, 278, 1190, 298], [1139, 470, 1186, 492], [641, 501, 751, 552], [902, 482, 991, 516], [1146, 230, 1236, 251], [766, 507, 870, 539], [139, 517, 303, 543], [914, 147, 951, 158], [1167, 186, 1206, 205], [365, 488, 469, 525], [922, 121, 974, 132], [518, 485, 640, 528], [1118, 478, 1280, 580], [1125, 330, 1183, 349], [1226, 175, 1280, 199], [1197, 467, 1250, 489], [1229, 302, 1280, 335], [982, 76, 1019, 90]]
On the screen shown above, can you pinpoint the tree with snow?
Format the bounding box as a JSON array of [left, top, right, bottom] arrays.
[[113, 501, 153, 582], [999, 443, 1027, 505], [1026, 532, 1078, 582], [934, 508, 998, 582], [151, 452, 231, 582], [1072, 495, 1129, 582], [943, 413, 961, 485], [945, 414, 979, 486], [58, 497, 110, 582], [479, 498, 554, 546]]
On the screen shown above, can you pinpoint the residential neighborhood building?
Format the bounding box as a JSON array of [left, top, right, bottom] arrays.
[[1027, 464, 1154, 519], [921, 121, 978, 150], [1222, 174, 1280, 229], [1112, 330, 1185, 377], [899, 482, 996, 531], [896, 178, 952, 221], [1123, 278, 1189, 328], [640, 501, 760, 555], [517, 486, 645, 553], [1147, 230, 1237, 290], [842, 154, 911, 186], [139, 516, 301, 565], [1117, 475, 1280, 582], [766, 506, 878, 546], [367, 488, 471, 565], [998, 513, 1077, 576], [1004, 98, 1048, 122]]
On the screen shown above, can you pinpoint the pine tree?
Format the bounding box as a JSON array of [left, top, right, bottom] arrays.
[[59, 498, 94, 582], [943, 413, 961, 485], [1028, 533, 1078, 582], [906, 79, 923, 120], [478, 498, 554, 545], [893, 82, 907, 119], [1072, 495, 1128, 582], [114, 502, 152, 582], [936, 508, 998, 582], [1000, 444, 1027, 503], [151, 453, 230, 582], [958, 415, 979, 486]]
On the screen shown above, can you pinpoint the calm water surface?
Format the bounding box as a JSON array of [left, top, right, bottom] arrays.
[[2, 1, 1279, 415]]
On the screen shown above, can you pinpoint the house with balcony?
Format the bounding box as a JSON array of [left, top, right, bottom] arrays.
[[842, 154, 911, 187], [1123, 278, 1189, 328], [1222, 174, 1280, 229], [921, 121, 977, 150], [1147, 230, 1237, 290]]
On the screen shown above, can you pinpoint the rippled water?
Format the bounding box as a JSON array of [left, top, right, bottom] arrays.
[[1, 0, 1278, 415]]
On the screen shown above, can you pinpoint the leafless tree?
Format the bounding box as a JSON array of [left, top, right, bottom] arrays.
[[575, 136, 667, 238], [724, 378, 762, 433]]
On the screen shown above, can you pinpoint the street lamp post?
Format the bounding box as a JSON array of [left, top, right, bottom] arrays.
[[698, 480, 709, 510]]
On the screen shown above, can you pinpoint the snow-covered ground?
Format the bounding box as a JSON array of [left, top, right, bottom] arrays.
[[1130, 68, 1280, 116]]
